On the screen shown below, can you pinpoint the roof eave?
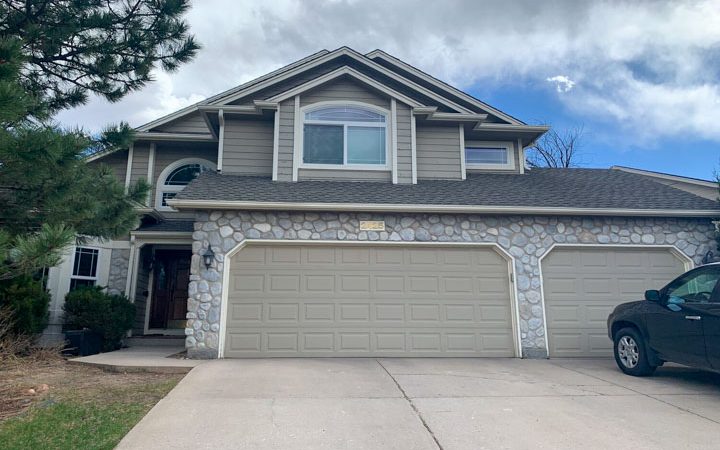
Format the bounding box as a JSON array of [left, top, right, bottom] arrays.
[[165, 199, 720, 217]]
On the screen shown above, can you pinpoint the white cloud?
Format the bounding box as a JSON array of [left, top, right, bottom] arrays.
[[546, 75, 576, 93], [55, 0, 720, 144]]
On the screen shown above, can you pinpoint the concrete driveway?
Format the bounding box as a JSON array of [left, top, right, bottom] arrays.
[[118, 358, 720, 450]]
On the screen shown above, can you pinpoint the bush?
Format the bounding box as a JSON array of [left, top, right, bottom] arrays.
[[63, 286, 135, 351], [0, 276, 50, 336]]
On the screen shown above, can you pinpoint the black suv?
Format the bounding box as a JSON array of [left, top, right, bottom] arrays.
[[607, 263, 720, 376]]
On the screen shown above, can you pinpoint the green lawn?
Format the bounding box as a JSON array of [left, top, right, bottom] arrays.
[[0, 368, 180, 450]]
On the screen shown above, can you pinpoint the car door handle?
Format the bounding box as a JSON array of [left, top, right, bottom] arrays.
[[685, 315, 702, 321]]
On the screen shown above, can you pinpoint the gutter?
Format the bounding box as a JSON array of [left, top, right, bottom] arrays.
[[129, 231, 193, 239], [165, 199, 720, 218]]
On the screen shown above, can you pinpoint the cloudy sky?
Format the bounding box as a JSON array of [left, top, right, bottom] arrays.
[[57, 0, 720, 179]]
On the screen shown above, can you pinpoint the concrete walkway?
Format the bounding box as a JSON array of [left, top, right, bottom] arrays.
[[118, 358, 720, 449], [69, 346, 204, 373]]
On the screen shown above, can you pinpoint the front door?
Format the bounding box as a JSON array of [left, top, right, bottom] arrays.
[[149, 250, 192, 331]]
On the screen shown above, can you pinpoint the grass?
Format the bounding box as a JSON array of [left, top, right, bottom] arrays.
[[0, 358, 182, 450]]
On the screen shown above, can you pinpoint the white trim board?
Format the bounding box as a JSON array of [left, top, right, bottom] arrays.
[[292, 96, 301, 182], [410, 114, 417, 184], [123, 143, 134, 192], [391, 99, 398, 184], [214, 47, 474, 114], [165, 199, 720, 218], [216, 239, 522, 359], [267, 66, 422, 109], [611, 166, 717, 187], [133, 132, 216, 142], [536, 243, 694, 357], [366, 49, 524, 125], [459, 123, 466, 180], [272, 108, 280, 181], [135, 50, 331, 132], [298, 100, 392, 173], [217, 109, 225, 173]]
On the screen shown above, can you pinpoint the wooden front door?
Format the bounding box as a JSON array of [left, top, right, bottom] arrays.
[[149, 250, 192, 330]]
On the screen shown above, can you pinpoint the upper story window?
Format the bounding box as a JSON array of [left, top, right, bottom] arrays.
[[302, 104, 388, 168], [156, 158, 216, 211], [465, 141, 515, 170]]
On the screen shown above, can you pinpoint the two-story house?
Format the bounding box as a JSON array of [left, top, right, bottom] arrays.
[[44, 47, 719, 359]]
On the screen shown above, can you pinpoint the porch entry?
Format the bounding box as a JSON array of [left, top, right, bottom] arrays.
[[148, 249, 191, 331]]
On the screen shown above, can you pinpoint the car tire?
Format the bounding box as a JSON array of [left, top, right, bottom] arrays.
[[613, 327, 657, 377]]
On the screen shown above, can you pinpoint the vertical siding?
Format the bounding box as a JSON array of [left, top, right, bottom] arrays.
[[416, 124, 462, 180], [276, 98, 295, 182], [300, 77, 390, 108], [395, 103, 413, 184], [152, 112, 209, 134], [222, 119, 274, 175]]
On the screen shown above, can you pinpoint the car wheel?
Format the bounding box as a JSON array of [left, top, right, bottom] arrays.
[[613, 327, 657, 377]]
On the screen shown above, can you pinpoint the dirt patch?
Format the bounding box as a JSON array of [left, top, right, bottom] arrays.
[[0, 356, 183, 421]]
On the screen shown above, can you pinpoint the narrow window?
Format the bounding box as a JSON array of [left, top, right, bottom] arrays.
[[70, 247, 99, 290], [465, 142, 515, 170]]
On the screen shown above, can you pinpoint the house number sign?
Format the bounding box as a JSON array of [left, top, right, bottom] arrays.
[[359, 220, 385, 231]]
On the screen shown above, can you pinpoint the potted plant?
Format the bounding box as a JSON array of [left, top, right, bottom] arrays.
[[63, 286, 135, 355]]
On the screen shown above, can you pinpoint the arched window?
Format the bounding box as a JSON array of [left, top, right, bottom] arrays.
[[156, 158, 216, 210], [301, 103, 388, 167]]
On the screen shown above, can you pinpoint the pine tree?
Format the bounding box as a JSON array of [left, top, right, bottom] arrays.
[[0, 1, 199, 280]]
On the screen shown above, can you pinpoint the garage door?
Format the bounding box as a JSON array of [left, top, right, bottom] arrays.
[[223, 244, 515, 357], [543, 247, 687, 357]]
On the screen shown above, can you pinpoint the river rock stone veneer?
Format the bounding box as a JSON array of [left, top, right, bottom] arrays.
[[107, 248, 130, 296], [186, 211, 715, 359]]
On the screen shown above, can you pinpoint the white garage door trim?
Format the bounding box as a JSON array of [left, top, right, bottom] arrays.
[[538, 243, 694, 355], [218, 240, 522, 358]]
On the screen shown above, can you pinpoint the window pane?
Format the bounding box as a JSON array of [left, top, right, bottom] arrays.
[[466, 147, 508, 165], [303, 124, 344, 164], [162, 192, 177, 206], [666, 269, 720, 303], [347, 127, 386, 165], [165, 164, 211, 186], [72, 248, 98, 277], [70, 278, 95, 291], [306, 107, 385, 123]]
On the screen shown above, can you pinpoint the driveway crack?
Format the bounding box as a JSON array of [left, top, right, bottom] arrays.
[[551, 362, 720, 426], [376, 359, 444, 450]]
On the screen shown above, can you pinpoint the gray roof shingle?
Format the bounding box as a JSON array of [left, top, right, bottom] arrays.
[[175, 168, 719, 212], [136, 220, 194, 233]]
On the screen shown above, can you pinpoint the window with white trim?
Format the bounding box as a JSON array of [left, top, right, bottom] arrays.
[[302, 105, 388, 167], [155, 159, 215, 210], [70, 247, 99, 290], [465, 141, 515, 170]]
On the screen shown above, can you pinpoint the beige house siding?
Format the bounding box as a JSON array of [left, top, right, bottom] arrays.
[[222, 118, 274, 176], [152, 143, 218, 219], [396, 102, 413, 184], [299, 77, 390, 109], [89, 150, 128, 181], [152, 111, 209, 134], [276, 99, 295, 182], [130, 143, 150, 185], [416, 124, 462, 180], [298, 168, 391, 182]]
